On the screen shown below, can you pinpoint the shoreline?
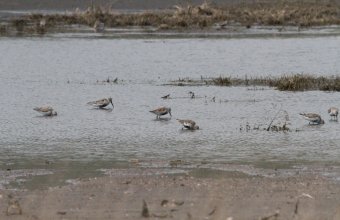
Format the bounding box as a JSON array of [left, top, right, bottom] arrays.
[[2, 1, 340, 37], [1, 2, 340, 218], [3, 160, 340, 191], [1, 167, 340, 219]]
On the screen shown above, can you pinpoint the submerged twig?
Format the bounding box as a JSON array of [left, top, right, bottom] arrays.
[[142, 200, 150, 218], [207, 207, 217, 216], [260, 210, 279, 220], [266, 106, 282, 131]]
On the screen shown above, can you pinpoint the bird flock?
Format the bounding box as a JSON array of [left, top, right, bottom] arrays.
[[33, 95, 199, 130], [33, 94, 339, 130]]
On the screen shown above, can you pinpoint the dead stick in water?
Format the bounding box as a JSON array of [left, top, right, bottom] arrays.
[[266, 106, 282, 131], [260, 211, 279, 220], [141, 200, 150, 218], [294, 198, 299, 215]]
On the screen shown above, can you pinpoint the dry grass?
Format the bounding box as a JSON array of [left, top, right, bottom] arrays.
[[168, 74, 340, 92], [274, 74, 340, 91], [213, 76, 231, 86], [5, 0, 340, 33], [221, 1, 340, 27]]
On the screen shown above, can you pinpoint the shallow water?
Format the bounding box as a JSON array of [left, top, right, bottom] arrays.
[[1, 34, 340, 183]]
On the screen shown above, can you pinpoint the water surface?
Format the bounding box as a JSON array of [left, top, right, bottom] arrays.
[[1, 35, 340, 183]]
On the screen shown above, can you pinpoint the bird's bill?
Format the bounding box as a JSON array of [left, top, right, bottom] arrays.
[[110, 101, 114, 108], [169, 111, 172, 117]]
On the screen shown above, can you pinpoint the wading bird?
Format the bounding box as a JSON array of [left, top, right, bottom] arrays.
[[87, 97, 114, 109], [33, 106, 57, 116], [188, 91, 195, 99], [177, 119, 199, 130], [328, 107, 339, 120], [161, 94, 170, 99], [299, 113, 324, 125], [93, 20, 105, 32], [149, 107, 171, 119]]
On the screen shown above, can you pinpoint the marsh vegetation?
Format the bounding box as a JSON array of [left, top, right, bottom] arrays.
[[2, 0, 340, 35], [168, 74, 340, 91]]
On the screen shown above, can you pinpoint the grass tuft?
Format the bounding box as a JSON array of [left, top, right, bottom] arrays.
[[213, 76, 231, 86], [168, 74, 340, 92]]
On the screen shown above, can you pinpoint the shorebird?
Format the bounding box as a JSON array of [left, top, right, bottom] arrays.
[[177, 119, 199, 130], [188, 91, 195, 99], [93, 20, 105, 32], [39, 19, 46, 28], [33, 106, 57, 116], [299, 113, 324, 125], [161, 94, 170, 99], [87, 97, 114, 109], [149, 107, 171, 119], [328, 107, 339, 120]]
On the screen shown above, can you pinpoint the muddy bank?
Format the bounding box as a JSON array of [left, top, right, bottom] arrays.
[[2, 1, 340, 36], [1, 168, 340, 219], [0, 0, 242, 11], [1, 0, 337, 11]]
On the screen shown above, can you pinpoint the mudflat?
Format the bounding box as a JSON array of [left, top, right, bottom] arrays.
[[1, 1, 340, 220], [1, 168, 340, 220]]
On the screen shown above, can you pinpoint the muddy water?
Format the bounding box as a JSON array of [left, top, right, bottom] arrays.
[[1, 35, 340, 186]]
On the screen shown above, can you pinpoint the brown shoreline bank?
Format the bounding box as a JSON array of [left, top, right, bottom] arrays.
[[1, 168, 340, 219], [2, 1, 340, 36]]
